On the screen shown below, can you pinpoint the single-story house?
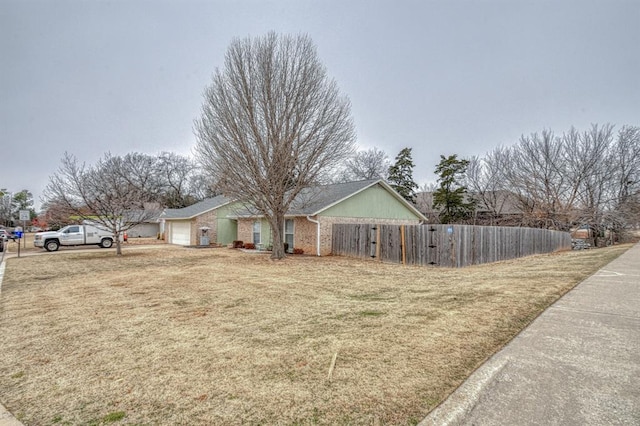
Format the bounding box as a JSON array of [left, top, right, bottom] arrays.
[[161, 195, 238, 246], [234, 179, 427, 256], [123, 209, 163, 238]]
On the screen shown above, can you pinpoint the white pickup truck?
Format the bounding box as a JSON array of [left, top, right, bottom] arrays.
[[34, 225, 117, 252]]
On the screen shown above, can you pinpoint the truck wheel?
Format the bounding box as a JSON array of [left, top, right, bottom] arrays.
[[45, 240, 60, 252], [100, 238, 113, 248]]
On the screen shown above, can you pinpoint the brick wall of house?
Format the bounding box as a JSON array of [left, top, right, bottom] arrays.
[[238, 216, 420, 255], [191, 210, 218, 245], [292, 217, 317, 254], [237, 219, 253, 245]]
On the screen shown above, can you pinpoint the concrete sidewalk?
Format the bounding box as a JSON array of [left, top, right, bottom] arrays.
[[421, 243, 640, 425]]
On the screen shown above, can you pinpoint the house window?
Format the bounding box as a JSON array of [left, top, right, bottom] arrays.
[[253, 220, 261, 244], [284, 219, 294, 252]]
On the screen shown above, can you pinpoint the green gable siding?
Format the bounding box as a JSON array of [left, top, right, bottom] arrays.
[[217, 218, 237, 244], [320, 184, 421, 220]]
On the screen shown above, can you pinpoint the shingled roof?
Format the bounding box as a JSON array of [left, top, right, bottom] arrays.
[[287, 179, 383, 215], [162, 195, 232, 220], [231, 179, 426, 219]]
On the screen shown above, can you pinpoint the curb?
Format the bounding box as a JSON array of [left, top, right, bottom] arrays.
[[418, 357, 509, 425]]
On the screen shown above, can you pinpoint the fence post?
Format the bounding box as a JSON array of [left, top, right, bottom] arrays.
[[401, 225, 406, 265], [428, 226, 437, 265], [449, 226, 455, 268], [369, 226, 377, 258]]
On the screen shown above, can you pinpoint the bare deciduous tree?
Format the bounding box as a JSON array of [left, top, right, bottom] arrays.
[[156, 152, 202, 208], [466, 123, 640, 243], [194, 32, 356, 259], [40, 196, 77, 230], [44, 153, 162, 255], [340, 147, 390, 181], [466, 148, 518, 225], [609, 125, 640, 238], [501, 130, 574, 229], [564, 124, 615, 243], [415, 182, 438, 222]]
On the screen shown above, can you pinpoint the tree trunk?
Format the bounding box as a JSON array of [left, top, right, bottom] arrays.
[[115, 237, 122, 255], [270, 215, 286, 260]]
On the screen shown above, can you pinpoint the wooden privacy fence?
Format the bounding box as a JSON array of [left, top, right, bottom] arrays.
[[332, 224, 572, 267]]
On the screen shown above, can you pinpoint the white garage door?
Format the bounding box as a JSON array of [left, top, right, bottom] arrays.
[[170, 222, 191, 246]]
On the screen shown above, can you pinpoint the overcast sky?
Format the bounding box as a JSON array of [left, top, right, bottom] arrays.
[[2, 0, 639, 210]]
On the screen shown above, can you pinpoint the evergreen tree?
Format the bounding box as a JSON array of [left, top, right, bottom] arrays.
[[387, 147, 418, 203], [11, 190, 36, 220], [433, 154, 475, 223]]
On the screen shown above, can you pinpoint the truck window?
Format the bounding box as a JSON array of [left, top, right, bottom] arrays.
[[66, 226, 80, 233]]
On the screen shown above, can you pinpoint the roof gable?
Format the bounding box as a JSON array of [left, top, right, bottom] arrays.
[[287, 179, 381, 216]]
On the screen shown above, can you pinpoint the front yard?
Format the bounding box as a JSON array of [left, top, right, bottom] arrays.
[[0, 244, 629, 425]]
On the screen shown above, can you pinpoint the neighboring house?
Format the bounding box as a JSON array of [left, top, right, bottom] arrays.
[[416, 190, 524, 225], [123, 209, 163, 238], [161, 196, 237, 246], [234, 179, 426, 256], [470, 190, 524, 225]]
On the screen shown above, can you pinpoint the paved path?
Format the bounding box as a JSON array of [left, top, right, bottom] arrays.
[[420, 243, 640, 425]]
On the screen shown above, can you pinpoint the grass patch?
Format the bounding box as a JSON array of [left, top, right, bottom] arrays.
[[358, 310, 386, 317], [87, 411, 126, 425], [0, 244, 630, 425]]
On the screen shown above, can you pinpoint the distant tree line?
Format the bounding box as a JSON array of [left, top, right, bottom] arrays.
[[348, 124, 640, 245], [460, 124, 639, 243]]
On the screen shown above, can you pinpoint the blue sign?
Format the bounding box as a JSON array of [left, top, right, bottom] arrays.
[[14, 231, 23, 238]]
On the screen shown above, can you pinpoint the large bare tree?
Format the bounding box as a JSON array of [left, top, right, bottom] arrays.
[[564, 124, 615, 243], [501, 130, 574, 229], [44, 153, 162, 255], [608, 125, 640, 238], [194, 33, 356, 259]]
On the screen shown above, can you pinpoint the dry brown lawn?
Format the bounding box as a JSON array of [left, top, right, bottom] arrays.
[[0, 244, 630, 425]]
